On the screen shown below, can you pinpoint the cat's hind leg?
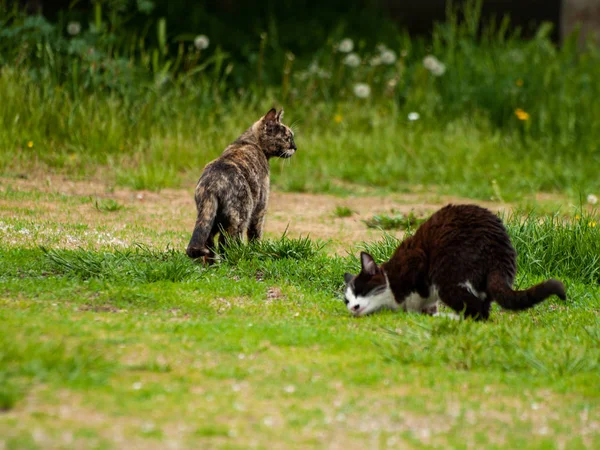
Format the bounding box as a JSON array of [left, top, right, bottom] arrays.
[[217, 222, 246, 257], [247, 191, 268, 242], [187, 193, 218, 259], [247, 211, 266, 241], [439, 283, 491, 321]]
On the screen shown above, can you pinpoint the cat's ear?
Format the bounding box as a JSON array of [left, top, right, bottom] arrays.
[[360, 252, 379, 276], [276, 109, 284, 122], [344, 272, 354, 284], [264, 108, 278, 123]]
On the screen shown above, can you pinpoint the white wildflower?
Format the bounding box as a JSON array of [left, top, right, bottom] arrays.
[[431, 62, 446, 76], [380, 49, 397, 65], [283, 385, 296, 394], [587, 194, 598, 205], [194, 34, 210, 50], [263, 416, 274, 427], [408, 112, 420, 121], [353, 83, 371, 99], [132, 382, 142, 390], [376, 43, 388, 53], [423, 55, 446, 76], [369, 55, 382, 67], [67, 21, 81, 36], [343, 52, 360, 68], [306, 61, 331, 79], [338, 38, 354, 53]]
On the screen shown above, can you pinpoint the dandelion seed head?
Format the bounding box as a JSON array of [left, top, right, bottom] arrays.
[[376, 43, 388, 53], [343, 53, 360, 68], [587, 194, 598, 205], [423, 55, 446, 76], [408, 112, 420, 121], [353, 83, 371, 99], [194, 35, 210, 50], [380, 49, 397, 65], [338, 38, 354, 53], [67, 21, 81, 36], [369, 56, 382, 67]]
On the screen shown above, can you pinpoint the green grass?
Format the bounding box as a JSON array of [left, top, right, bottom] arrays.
[[2, 1, 600, 446], [2, 206, 600, 448], [364, 210, 427, 231], [93, 198, 124, 212], [334, 205, 354, 218]]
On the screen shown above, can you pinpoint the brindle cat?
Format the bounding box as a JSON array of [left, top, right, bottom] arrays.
[[186, 108, 296, 262]]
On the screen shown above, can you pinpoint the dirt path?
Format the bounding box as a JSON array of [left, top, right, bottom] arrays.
[[1, 175, 514, 252]]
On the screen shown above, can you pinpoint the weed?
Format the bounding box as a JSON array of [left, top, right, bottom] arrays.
[[93, 198, 124, 212], [364, 211, 427, 230], [334, 206, 354, 218]]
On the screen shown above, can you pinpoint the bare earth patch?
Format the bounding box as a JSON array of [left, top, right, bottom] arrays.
[[0, 175, 516, 252]]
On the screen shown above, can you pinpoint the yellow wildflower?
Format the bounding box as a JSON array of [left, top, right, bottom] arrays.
[[516, 79, 524, 87], [515, 108, 530, 121], [27, 141, 33, 148], [575, 214, 581, 220], [334, 114, 343, 124], [589, 221, 597, 228]]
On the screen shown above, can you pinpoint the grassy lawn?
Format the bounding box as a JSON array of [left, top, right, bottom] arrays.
[[2, 2, 600, 447], [1, 180, 599, 449]]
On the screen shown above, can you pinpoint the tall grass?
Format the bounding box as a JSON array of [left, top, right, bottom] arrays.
[[358, 209, 600, 284], [1, 1, 600, 198], [41, 210, 600, 294]]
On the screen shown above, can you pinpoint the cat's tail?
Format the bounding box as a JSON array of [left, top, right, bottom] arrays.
[[186, 193, 218, 259], [487, 270, 566, 311]]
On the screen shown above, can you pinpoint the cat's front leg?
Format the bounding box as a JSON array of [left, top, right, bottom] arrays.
[[421, 303, 438, 315]]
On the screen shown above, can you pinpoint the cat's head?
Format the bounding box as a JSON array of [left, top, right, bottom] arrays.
[[343, 252, 396, 317], [255, 108, 297, 159]]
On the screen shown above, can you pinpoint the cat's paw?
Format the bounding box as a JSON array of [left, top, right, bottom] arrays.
[[186, 245, 210, 259]]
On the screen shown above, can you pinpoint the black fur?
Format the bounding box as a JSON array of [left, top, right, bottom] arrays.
[[348, 204, 566, 320]]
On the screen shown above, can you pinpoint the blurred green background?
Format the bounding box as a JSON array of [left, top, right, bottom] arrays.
[[1, 0, 598, 200]]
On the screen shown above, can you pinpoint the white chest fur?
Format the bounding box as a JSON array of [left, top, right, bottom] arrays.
[[400, 285, 441, 313]]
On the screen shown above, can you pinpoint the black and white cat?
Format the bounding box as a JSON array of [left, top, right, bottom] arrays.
[[344, 204, 566, 320]]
